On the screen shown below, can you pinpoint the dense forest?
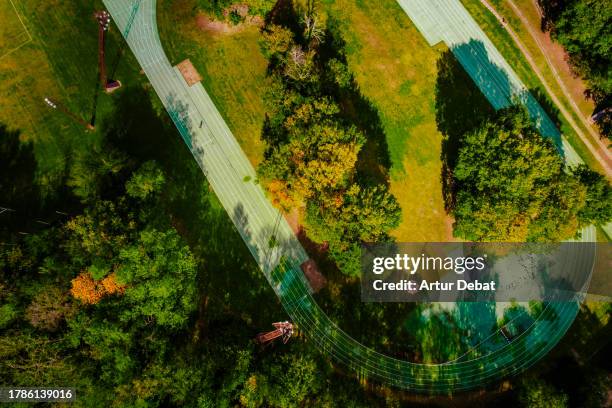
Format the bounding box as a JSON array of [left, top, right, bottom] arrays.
[[0, 113, 401, 406], [537, 0, 612, 138]]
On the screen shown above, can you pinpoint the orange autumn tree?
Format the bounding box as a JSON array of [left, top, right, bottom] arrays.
[[101, 272, 126, 296], [70, 271, 125, 305]]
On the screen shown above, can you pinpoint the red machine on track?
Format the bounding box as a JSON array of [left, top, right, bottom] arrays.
[[256, 321, 294, 345]]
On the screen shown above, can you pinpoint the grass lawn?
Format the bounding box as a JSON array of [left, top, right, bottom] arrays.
[[0, 0, 144, 197], [0, 0, 30, 57], [461, 0, 606, 175], [158, 0, 268, 166], [322, 0, 454, 242]]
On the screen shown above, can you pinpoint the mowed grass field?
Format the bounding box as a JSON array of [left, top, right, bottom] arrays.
[[322, 0, 454, 241], [0, 0, 144, 196], [158, 0, 268, 166]]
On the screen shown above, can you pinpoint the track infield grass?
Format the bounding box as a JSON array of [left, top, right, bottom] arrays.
[[322, 0, 455, 241]]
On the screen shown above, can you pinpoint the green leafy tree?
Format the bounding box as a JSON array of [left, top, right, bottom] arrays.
[[518, 377, 568, 408], [538, 0, 611, 138], [116, 229, 198, 329], [306, 184, 400, 245], [452, 106, 586, 241], [67, 143, 128, 202], [550, 0, 612, 98], [326, 58, 352, 88], [259, 122, 364, 204], [240, 352, 322, 408], [305, 184, 400, 276], [125, 160, 165, 200], [267, 353, 322, 408], [63, 200, 130, 270], [338, 185, 402, 242], [261, 77, 304, 139], [572, 164, 612, 226], [260, 25, 294, 60], [0, 303, 18, 329]]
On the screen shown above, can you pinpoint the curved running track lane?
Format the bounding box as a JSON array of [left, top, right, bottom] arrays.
[[102, 0, 595, 393]]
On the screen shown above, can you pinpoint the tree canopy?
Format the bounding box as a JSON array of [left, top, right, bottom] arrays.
[[538, 0, 612, 137], [256, 9, 400, 275], [451, 106, 609, 241]]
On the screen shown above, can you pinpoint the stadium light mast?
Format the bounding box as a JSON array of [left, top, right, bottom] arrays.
[[44, 97, 94, 130], [95, 10, 121, 93]]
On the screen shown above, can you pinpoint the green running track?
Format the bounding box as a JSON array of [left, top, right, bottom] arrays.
[[103, 0, 595, 393]]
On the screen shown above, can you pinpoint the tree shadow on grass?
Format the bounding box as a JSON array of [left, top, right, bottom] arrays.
[[529, 86, 562, 130], [318, 18, 392, 188], [435, 49, 496, 212], [265, 0, 303, 45], [0, 124, 77, 238], [0, 125, 39, 238], [103, 86, 171, 162], [0, 125, 38, 210]]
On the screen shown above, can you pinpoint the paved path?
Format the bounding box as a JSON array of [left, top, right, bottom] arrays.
[[103, 0, 594, 392]]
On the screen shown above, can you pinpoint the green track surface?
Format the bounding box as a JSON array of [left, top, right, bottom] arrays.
[[102, 0, 594, 393]]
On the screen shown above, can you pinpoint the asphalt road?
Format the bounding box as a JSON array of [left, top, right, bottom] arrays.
[[102, 0, 595, 392]]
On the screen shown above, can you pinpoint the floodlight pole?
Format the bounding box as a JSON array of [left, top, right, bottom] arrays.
[[44, 97, 95, 130], [95, 10, 121, 92]]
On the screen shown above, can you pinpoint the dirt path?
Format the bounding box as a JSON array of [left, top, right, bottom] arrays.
[[195, 13, 263, 35], [478, 0, 612, 176], [510, 0, 607, 147]]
